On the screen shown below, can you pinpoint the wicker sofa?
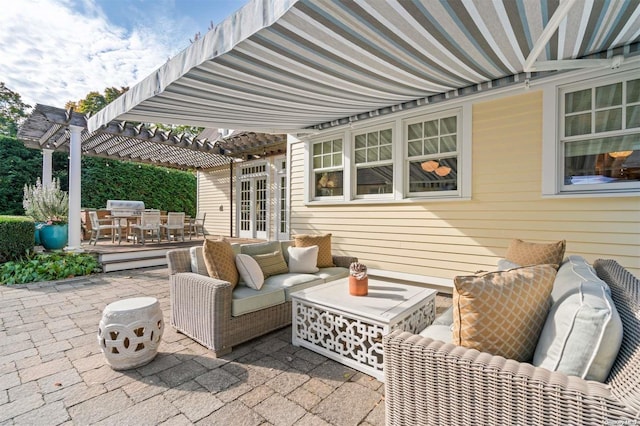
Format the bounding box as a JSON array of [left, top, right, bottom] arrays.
[[166, 241, 356, 357], [383, 259, 640, 425]]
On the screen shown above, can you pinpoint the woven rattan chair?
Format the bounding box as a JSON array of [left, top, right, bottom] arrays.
[[383, 259, 640, 425], [166, 247, 357, 357]]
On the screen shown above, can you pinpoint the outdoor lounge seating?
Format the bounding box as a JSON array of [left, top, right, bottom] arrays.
[[166, 239, 356, 357], [88, 210, 121, 245], [383, 258, 640, 424]]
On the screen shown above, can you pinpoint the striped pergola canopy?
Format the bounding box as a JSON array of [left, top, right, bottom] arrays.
[[88, 0, 640, 133]]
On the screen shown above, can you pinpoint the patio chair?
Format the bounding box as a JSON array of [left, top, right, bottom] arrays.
[[88, 211, 121, 245], [160, 212, 185, 242], [189, 212, 206, 239], [130, 210, 161, 245], [383, 259, 640, 425]]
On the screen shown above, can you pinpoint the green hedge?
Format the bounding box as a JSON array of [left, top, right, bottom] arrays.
[[0, 136, 197, 217], [0, 215, 34, 262]]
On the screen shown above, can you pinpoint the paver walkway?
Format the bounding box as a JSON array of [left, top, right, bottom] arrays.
[[0, 267, 451, 425]]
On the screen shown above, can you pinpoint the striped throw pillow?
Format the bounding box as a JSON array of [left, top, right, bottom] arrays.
[[252, 250, 289, 278]]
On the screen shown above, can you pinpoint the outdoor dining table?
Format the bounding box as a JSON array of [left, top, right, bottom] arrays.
[[105, 214, 191, 242]]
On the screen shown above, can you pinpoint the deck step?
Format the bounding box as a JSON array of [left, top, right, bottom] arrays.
[[98, 247, 174, 272], [101, 256, 168, 272]]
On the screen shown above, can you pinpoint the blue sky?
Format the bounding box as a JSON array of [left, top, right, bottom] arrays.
[[0, 0, 247, 108]]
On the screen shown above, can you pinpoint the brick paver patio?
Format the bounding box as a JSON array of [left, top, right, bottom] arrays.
[[0, 267, 451, 425]]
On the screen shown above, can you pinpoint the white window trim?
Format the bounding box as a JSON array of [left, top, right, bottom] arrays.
[[542, 65, 640, 198], [403, 108, 464, 199], [352, 122, 395, 200], [304, 103, 471, 205], [308, 133, 347, 202]]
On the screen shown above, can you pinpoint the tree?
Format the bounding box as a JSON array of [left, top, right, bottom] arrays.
[[65, 86, 128, 114], [0, 82, 31, 137]]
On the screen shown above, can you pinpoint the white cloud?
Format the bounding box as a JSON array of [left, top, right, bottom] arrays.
[[0, 0, 194, 108]]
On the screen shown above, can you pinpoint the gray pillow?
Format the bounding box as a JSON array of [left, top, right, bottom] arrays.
[[497, 258, 521, 270], [240, 241, 282, 256], [532, 256, 623, 382]]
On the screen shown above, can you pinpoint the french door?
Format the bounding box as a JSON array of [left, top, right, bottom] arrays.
[[238, 163, 268, 239]]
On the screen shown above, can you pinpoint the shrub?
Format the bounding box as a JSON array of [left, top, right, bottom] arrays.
[[0, 215, 34, 263], [23, 178, 68, 224], [0, 252, 102, 285]]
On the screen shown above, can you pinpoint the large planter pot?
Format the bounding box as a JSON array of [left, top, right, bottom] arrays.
[[34, 222, 46, 245], [39, 224, 68, 250]]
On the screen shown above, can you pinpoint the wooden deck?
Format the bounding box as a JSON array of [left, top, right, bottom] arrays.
[[82, 235, 264, 272]]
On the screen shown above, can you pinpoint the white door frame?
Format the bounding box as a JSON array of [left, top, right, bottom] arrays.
[[275, 156, 289, 240], [237, 162, 269, 239]]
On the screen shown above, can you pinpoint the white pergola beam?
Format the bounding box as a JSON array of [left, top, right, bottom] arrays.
[[523, 0, 579, 72]]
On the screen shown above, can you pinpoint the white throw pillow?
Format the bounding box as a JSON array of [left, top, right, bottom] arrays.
[[189, 246, 208, 276], [287, 245, 320, 273], [533, 256, 623, 382], [235, 254, 264, 290]]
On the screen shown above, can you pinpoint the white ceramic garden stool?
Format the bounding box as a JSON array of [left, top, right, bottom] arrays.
[[98, 297, 164, 370]]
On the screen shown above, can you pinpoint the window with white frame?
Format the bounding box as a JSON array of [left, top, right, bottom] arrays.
[[405, 111, 460, 196], [561, 75, 640, 191], [312, 138, 343, 198], [354, 127, 393, 196]]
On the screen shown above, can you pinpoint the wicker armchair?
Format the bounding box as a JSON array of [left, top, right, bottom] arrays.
[[383, 259, 640, 425], [167, 247, 357, 357]]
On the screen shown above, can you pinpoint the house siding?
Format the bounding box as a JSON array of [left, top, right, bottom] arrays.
[[197, 166, 234, 237], [289, 90, 640, 279]]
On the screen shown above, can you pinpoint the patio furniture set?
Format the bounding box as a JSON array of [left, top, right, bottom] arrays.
[[86, 199, 206, 245], [99, 236, 638, 424]]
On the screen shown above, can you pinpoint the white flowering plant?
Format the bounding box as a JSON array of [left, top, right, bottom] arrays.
[[23, 178, 69, 225]]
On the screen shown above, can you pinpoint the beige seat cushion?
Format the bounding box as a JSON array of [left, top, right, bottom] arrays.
[[313, 267, 350, 282], [293, 234, 335, 268], [264, 273, 324, 300], [231, 283, 286, 316], [453, 264, 556, 362], [202, 239, 239, 288], [505, 239, 566, 267]]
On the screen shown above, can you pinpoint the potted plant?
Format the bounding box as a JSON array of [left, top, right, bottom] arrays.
[[23, 178, 69, 250], [349, 262, 368, 296]]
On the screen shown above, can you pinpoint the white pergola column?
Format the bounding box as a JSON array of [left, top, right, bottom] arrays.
[[65, 125, 83, 252], [42, 149, 54, 187]]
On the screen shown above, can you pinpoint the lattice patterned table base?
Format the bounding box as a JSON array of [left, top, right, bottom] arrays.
[[98, 297, 164, 370], [293, 295, 435, 381]]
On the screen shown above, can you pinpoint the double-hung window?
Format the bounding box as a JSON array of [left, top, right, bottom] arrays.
[[312, 138, 343, 198], [405, 110, 460, 197], [354, 127, 393, 197], [560, 76, 640, 192]]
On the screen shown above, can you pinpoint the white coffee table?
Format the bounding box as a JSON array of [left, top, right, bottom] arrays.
[[291, 277, 436, 381]]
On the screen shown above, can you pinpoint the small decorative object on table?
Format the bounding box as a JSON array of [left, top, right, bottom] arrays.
[[349, 262, 368, 296]]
